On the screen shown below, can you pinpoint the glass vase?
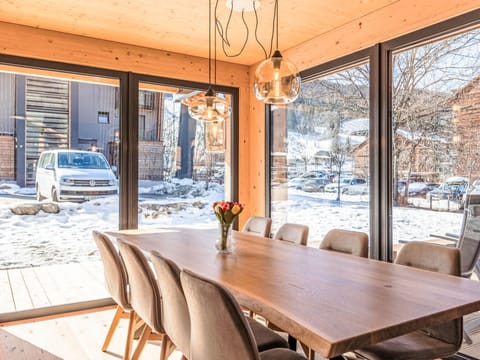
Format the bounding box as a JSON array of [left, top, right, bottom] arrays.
[[216, 223, 233, 253]]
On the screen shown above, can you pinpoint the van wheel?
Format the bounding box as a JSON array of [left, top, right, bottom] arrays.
[[51, 187, 59, 202], [36, 185, 45, 201]]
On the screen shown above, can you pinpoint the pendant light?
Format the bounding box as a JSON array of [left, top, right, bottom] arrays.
[[205, 120, 225, 153], [183, 0, 230, 122], [253, 0, 300, 104]]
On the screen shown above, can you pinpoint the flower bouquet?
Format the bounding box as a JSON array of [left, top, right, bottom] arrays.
[[213, 201, 244, 253]]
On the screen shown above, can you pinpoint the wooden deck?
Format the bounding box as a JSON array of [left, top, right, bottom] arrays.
[[0, 261, 109, 314]]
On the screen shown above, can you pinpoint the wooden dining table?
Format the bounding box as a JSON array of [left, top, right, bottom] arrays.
[[108, 226, 480, 358]]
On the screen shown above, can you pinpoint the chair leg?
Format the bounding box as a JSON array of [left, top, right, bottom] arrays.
[[124, 310, 137, 360], [160, 334, 169, 360], [132, 325, 152, 360], [102, 305, 124, 352]]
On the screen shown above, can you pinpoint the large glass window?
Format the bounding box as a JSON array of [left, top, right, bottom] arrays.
[[137, 83, 232, 229], [270, 62, 370, 246], [391, 27, 480, 244], [0, 67, 120, 314]]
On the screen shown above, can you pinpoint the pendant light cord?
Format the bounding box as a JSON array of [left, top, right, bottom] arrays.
[[216, 0, 280, 60], [215, 0, 249, 58], [208, 0, 212, 86], [275, 0, 279, 50]]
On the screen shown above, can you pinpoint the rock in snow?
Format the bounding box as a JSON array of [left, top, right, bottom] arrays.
[[10, 202, 60, 215]]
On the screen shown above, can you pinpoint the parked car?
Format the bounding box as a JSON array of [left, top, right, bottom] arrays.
[[343, 183, 369, 195], [36, 149, 118, 202], [302, 178, 331, 192], [426, 180, 467, 201], [402, 182, 439, 197], [288, 171, 328, 189], [325, 177, 366, 193]]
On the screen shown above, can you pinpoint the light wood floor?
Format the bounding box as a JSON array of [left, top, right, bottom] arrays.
[[0, 262, 109, 313], [2, 308, 480, 360]]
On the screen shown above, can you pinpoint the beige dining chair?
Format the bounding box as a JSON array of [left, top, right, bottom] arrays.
[[92, 231, 138, 360], [117, 239, 171, 360], [273, 223, 309, 246], [242, 216, 272, 238], [150, 250, 290, 358], [180, 268, 307, 360], [319, 229, 369, 258], [150, 251, 190, 360], [354, 241, 463, 360]]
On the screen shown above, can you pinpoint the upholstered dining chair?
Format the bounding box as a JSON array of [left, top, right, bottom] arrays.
[[150, 251, 190, 360], [242, 216, 272, 238], [150, 251, 290, 359], [319, 229, 369, 258], [180, 268, 307, 360], [117, 240, 171, 360], [273, 223, 309, 246], [92, 231, 138, 360], [354, 241, 463, 360]]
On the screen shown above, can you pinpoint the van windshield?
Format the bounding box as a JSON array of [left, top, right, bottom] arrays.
[[57, 152, 110, 169]]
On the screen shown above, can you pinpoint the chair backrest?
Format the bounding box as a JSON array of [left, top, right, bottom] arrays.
[[457, 205, 480, 278], [395, 241, 462, 348], [180, 269, 260, 360], [273, 223, 309, 246], [320, 229, 368, 258], [242, 216, 272, 238], [92, 231, 130, 309], [117, 239, 164, 334], [150, 251, 190, 358]]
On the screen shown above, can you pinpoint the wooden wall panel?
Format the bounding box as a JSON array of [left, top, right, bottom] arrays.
[[0, 22, 249, 89], [284, 0, 480, 72]]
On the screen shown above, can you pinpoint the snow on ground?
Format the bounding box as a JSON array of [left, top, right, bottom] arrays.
[[0, 179, 224, 270], [0, 180, 463, 269]]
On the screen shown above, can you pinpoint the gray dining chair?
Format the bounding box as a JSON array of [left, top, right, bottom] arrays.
[[425, 205, 480, 344], [242, 216, 272, 238], [273, 223, 309, 246], [117, 239, 171, 360], [150, 250, 290, 359], [180, 268, 307, 360], [319, 229, 369, 258], [92, 230, 137, 360], [354, 241, 463, 360], [150, 251, 190, 360]]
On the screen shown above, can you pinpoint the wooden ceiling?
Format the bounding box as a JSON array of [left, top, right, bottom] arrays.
[[0, 0, 398, 65]]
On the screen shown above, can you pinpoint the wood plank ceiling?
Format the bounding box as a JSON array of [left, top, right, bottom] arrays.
[[0, 0, 398, 65]]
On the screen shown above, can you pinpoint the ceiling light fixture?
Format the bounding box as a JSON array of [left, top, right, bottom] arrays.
[[253, 0, 300, 104], [182, 0, 230, 122], [225, 0, 260, 12], [216, 0, 300, 104]]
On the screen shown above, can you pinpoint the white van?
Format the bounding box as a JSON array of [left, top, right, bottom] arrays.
[[35, 150, 118, 202]]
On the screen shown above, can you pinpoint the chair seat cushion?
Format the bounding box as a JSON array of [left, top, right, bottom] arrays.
[[246, 317, 289, 352], [260, 348, 307, 360], [355, 330, 459, 360]]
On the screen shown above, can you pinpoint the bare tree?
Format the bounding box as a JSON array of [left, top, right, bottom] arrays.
[[329, 118, 353, 201]]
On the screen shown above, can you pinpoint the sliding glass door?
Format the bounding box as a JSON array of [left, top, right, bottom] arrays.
[[270, 61, 370, 246], [136, 81, 235, 230], [0, 65, 121, 316], [390, 26, 480, 246]]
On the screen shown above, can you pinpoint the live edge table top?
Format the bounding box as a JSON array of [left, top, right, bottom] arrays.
[[107, 227, 480, 358]]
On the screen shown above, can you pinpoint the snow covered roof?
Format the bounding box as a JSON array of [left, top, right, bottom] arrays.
[[341, 118, 369, 134]]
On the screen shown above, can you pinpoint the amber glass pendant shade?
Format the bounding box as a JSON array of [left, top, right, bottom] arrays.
[[254, 50, 300, 104]]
